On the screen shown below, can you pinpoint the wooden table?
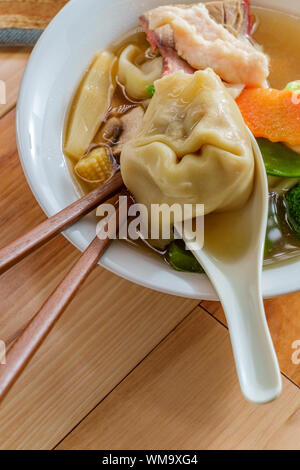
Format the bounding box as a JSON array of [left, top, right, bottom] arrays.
[[0, 48, 300, 451]]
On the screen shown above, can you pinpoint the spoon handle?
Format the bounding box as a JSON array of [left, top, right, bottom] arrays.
[[177, 220, 282, 405], [214, 275, 282, 404]]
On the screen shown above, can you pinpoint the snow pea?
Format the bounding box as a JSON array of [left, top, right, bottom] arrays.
[[257, 138, 300, 177], [166, 240, 204, 274]]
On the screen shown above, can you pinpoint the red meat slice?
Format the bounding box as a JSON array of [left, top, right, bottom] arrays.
[[140, 0, 253, 77]]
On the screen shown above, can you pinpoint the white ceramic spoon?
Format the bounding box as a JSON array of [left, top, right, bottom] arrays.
[[175, 134, 282, 404]]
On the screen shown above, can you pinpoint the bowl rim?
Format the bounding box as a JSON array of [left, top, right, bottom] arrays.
[[16, 0, 300, 301]]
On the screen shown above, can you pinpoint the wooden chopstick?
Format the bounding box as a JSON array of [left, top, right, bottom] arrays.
[[0, 171, 124, 275], [0, 195, 129, 401]]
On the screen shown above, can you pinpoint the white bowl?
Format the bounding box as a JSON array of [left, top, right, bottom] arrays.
[[16, 0, 300, 301]]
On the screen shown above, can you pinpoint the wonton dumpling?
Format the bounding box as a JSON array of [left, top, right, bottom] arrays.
[[118, 45, 163, 100], [121, 69, 254, 241]]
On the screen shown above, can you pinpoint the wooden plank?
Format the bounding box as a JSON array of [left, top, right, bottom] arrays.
[[0, 273, 198, 449], [0, 1, 67, 29], [0, 107, 80, 341], [201, 296, 300, 387], [0, 47, 30, 117], [57, 309, 300, 450], [0, 111, 199, 449]]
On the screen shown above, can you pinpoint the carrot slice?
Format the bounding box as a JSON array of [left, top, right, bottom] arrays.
[[236, 88, 300, 146]]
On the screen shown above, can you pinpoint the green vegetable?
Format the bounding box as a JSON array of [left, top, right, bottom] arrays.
[[166, 240, 204, 274], [285, 81, 300, 92], [285, 184, 300, 238], [146, 85, 155, 98], [264, 237, 273, 257], [264, 195, 282, 257], [257, 138, 300, 177]]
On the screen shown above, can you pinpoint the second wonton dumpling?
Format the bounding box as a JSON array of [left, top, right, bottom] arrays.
[[118, 45, 163, 100], [121, 69, 254, 240]]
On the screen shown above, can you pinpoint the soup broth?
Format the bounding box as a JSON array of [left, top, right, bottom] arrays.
[[252, 8, 300, 265], [64, 6, 300, 269]]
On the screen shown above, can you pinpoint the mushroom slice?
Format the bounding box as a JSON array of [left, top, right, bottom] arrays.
[[113, 106, 145, 155], [100, 116, 123, 145]]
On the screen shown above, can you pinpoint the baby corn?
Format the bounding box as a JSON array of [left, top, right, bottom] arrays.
[[75, 147, 112, 183]]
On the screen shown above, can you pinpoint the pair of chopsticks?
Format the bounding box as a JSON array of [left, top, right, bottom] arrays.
[[0, 172, 125, 401]]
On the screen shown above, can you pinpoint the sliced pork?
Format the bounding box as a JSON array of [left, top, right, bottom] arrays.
[[206, 0, 253, 37], [140, 1, 269, 86]]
